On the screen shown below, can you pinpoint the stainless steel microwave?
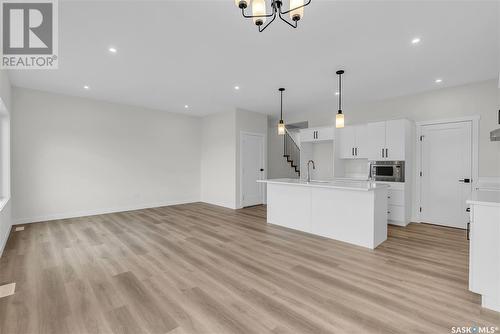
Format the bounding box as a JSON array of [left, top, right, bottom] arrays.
[[370, 161, 405, 182]]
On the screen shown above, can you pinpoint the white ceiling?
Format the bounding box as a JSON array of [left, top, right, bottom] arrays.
[[7, 0, 499, 116]]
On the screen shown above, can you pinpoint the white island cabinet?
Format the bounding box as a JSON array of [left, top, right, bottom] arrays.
[[258, 179, 389, 249], [467, 190, 500, 312]]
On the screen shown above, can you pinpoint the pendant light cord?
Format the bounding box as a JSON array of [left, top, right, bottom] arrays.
[[338, 72, 342, 111], [280, 90, 283, 120]]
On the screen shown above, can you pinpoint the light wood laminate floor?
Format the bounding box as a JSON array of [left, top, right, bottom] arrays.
[[0, 203, 499, 334]]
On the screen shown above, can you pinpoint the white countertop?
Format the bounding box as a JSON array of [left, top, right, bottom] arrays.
[[258, 178, 388, 191], [467, 190, 500, 207], [476, 183, 500, 191]]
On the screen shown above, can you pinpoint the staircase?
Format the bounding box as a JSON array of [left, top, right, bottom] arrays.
[[283, 129, 300, 176]]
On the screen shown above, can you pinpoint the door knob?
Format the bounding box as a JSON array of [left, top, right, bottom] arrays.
[[459, 178, 471, 183], [260, 168, 264, 171]]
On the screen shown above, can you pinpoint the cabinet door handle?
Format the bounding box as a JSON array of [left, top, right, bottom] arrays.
[[355, 147, 358, 156], [467, 222, 470, 240], [352, 147, 354, 156], [385, 148, 388, 158], [382, 148, 385, 158]]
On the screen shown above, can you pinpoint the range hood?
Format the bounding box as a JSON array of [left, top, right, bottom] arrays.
[[491, 110, 500, 141]]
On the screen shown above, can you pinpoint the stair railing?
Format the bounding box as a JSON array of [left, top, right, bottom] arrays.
[[283, 128, 301, 176]]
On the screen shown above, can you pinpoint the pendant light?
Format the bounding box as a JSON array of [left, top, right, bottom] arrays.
[[235, 0, 312, 32], [278, 88, 286, 135], [336, 70, 345, 128]]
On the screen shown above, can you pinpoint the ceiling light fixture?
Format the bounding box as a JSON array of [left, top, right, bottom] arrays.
[[336, 70, 345, 129], [108, 47, 117, 53], [335, 91, 339, 96], [83, 85, 90, 90], [235, 0, 311, 32], [184, 105, 189, 109], [435, 78, 443, 83], [277, 88, 286, 135], [411, 37, 421, 44], [234, 86, 240, 90]]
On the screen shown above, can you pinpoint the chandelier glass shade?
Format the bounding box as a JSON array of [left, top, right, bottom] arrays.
[[235, 0, 311, 32], [336, 70, 345, 129]]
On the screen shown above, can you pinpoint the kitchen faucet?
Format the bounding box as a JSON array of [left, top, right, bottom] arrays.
[[307, 160, 315, 183]]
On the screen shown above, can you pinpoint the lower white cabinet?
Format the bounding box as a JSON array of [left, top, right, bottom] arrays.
[[467, 191, 500, 312], [376, 182, 409, 226], [388, 189, 404, 206], [388, 205, 405, 222]]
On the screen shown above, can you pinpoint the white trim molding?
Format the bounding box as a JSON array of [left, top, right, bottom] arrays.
[[13, 198, 199, 225], [414, 115, 480, 222]]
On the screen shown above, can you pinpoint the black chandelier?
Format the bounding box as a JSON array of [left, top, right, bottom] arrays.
[[235, 0, 312, 32]]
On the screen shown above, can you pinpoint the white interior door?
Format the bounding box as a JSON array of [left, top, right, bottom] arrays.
[[241, 133, 264, 207], [420, 121, 472, 228]]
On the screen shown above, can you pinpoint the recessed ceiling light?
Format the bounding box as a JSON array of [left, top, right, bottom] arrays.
[[108, 47, 117, 53], [234, 86, 240, 90], [435, 78, 443, 83], [184, 105, 189, 109], [411, 37, 421, 45], [335, 91, 339, 96], [83, 85, 90, 90]]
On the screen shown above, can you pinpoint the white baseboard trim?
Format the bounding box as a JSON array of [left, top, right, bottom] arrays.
[[13, 198, 200, 225], [0, 225, 11, 258], [0, 198, 12, 257], [388, 220, 410, 227], [200, 199, 237, 210]]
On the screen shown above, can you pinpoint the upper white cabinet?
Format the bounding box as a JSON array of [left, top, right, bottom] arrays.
[[356, 125, 368, 158], [338, 124, 367, 159], [385, 120, 406, 160], [300, 127, 334, 143], [367, 119, 407, 161]]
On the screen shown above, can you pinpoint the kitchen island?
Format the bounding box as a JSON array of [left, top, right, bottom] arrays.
[[467, 190, 500, 312], [258, 178, 389, 249]]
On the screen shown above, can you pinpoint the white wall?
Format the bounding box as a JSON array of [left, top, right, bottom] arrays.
[[235, 109, 268, 208], [12, 88, 201, 223], [200, 109, 268, 209], [0, 70, 12, 256], [269, 79, 500, 178], [200, 110, 237, 209]]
